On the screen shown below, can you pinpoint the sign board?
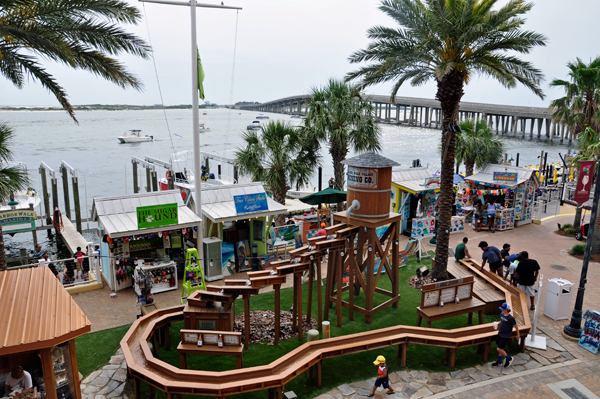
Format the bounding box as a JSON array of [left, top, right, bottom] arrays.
[[575, 161, 595, 204], [0, 209, 36, 233], [493, 172, 518, 182], [137, 203, 178, 229], [424, 177, 441, 190], [347, 166, 378, 189], [233, 193, 268, 214], [579, 309, 600, 354]]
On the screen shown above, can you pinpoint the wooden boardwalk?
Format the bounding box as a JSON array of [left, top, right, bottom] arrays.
[[447, 260, 505, 315], [52, 216, 89, 254]]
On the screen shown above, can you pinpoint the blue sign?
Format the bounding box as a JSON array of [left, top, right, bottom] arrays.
[[234, 193, 269, 215]]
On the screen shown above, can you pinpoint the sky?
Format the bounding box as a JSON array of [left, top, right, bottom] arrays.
[[1, 0, 599, 109]]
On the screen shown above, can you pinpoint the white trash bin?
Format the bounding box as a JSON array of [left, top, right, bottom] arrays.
[[543, 278, 573, 321]]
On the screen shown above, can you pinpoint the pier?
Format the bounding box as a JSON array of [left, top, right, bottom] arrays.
[[239, 94, 571, 144]]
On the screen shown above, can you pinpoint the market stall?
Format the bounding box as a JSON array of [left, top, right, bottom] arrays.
[[199, 183, 288, 276], [463, 164, 539, 230], [391, 167, 465, 238], [0, 267, 91, 399], [92, 190, 202, 292]]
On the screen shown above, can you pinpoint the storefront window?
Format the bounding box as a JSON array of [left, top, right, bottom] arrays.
[[51, 342, 75, 399]]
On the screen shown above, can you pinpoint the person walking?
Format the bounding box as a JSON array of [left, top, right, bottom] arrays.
[[491, 303, 520, 367], [474, 198, 484, 232], [73, 246, 85, 280], [478, 241, 503, 276], [367, 355, 395, 397], [515, 251, 540, 310], [485, 199, 497, 233], [455, 237, 472, 261]]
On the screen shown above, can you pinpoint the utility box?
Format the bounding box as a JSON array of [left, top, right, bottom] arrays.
[[203, 237, 223, 282], [544, 278, 573, 321]]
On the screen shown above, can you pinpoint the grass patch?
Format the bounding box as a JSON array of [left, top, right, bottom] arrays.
[[564, 228, 578, 235], [570, 244, 586, 256], [75, 324, 131, 377]]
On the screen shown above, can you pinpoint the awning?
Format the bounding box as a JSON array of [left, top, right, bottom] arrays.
[[201, 183, 287, 223], [392, 167, 438, 194], [285, 198, 313, 213], [92, 190, 202, 238], [464, 164, 539, 188]]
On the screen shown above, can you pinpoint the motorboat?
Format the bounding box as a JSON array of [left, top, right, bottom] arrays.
[[0, 162, 41, 211], [118, 130, 153, 143], [247, 121, 261, 130], [287, 184, 317, 199], [199, 123, 210, 132], [256, 115, 269, 119]]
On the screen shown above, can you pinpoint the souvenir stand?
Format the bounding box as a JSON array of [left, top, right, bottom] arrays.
[[391, 167, 465, 238], [0, 267, 91, 399], [92, 190, 203, 292], [463, 164, 539, 230], [199, 183, 288, 276]]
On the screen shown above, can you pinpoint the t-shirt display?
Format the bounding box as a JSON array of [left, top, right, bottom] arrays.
[[516, 259, 540, 286]]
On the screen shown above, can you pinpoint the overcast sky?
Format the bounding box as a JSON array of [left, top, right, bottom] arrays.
[[1, 0, 599, 109]]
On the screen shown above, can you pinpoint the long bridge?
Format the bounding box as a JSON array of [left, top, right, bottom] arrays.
[[239, 94, 572, 144]]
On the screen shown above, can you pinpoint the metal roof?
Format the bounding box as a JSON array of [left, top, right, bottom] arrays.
[[201, 183, 288, 223], [92, 190, 202, 238], [341, 152, 400, 168], [0, 267, 91, 355], [464, 164, 538, 188], [391, 167, 437, 194]]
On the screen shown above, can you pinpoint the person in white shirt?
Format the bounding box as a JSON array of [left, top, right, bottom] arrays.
[[4, 366, 32, 395], [37, 253, 49, 267]]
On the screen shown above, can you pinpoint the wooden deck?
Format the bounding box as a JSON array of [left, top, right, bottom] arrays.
[[447, 260, 505, 315], [53, 216, 89, 254]]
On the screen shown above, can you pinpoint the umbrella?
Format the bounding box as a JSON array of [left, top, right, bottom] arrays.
[[454, 174, 465, 184], [299, 188, 347, 205]]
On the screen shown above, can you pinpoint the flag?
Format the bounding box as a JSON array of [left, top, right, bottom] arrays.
[[197, 49, 205, 100], [575, 160, 595, 204]]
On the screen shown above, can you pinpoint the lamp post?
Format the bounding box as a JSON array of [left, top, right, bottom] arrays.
[[564, 161, 600, 338]]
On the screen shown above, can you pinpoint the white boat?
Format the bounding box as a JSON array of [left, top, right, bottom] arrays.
[[199, 124, 210, 132], [290, 114, 302, 119], [256, 115, 269, 119], [247, 121, 261, 130], [118, 130, 153, 143], [287, 184, 317, 199], [0, 163, 41, 211]]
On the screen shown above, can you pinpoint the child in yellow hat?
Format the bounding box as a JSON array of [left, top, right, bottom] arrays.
[[367, 355, 395, 396]]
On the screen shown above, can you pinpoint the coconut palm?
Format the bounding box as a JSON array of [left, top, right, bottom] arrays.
[[303, 79, 381, 209], [0, 0, 151, 122], [346, 0, 546, 279], [0, 123, 31, 271], [235, 120, 321, 226], [455, 119, 504, 176], [550, 57, 600, 135]]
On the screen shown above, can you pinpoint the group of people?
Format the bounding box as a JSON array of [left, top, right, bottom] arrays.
[[473, 198, 500, 233], [31, 244, 95, 283], [455, 238, 540, 311]]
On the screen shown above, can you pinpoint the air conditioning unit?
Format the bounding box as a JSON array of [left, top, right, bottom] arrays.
[[203, 237, 223, 281]]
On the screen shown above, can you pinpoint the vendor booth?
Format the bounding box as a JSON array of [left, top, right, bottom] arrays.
[[463, 164, 539, 230], [200, 183, 288, 276], [92, 190, 202, 292], [0, 267, 91, 399], [391, 167, 465, 238]]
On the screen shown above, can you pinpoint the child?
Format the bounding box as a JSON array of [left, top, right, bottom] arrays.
[[492, 303, 520, 367], [367, 355, 395, 397], [503, 256, 520, 287]]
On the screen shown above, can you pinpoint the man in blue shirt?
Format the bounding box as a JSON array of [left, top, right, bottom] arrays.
[[478, 241, 503, 276]]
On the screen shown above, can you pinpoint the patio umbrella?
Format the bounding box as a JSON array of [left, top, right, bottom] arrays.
[[454, 174, 465, 184], [299, 188, 347, 205]]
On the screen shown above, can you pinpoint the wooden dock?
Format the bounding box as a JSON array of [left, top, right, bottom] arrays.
[[53, 216, 89, 254]]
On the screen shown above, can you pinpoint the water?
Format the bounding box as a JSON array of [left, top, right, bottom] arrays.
[[1, 108, 570, 252]]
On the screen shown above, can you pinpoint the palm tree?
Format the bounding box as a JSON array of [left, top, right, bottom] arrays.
[[455, 119, 504, 176], [303, 79, 381, 209], [0, 123, 31, 270], [235, 121, 321, 226], [0, 0, 151, 122], [346, 0, 546, 280], [550, 57, 600, 135]]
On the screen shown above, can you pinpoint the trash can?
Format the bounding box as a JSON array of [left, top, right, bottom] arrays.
[[544, 278, 573, 321]]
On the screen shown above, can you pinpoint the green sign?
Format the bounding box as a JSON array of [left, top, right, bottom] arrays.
[[137, 203, 178, 229], [0, 209, 36, 233]]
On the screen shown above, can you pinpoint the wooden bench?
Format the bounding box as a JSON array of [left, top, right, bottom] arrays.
[[177, 329, 244, 369], [447, 261, 505, 315], [416, 276, 485, 328]]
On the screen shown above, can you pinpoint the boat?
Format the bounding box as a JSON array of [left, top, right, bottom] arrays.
[[199, 124, 210, 132], [0, 162, 41, 212], [256, 115, 269, 119], [287, 184, 317, 199], [247, 121, 261, 130], [118, 130, 153, 143], [290, 114, 302, 119]]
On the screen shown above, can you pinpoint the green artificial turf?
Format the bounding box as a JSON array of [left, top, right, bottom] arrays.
[[131, 252, 501, 399], [75, 324, 132, 377]]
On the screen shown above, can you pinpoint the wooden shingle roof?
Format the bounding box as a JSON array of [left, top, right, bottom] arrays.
[[341, 152, 400, 168]]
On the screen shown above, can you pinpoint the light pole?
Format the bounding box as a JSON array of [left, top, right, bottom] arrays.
[[564, 161, 600, 338]]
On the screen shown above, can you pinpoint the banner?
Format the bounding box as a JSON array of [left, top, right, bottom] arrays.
[[493, 172, 518, 182], [234, 193, 268, 214], [137, 203, 178, 229], [574, 161, 595, 204]]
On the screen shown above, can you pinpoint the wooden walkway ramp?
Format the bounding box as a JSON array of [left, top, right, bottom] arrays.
[[447, 260, 505, 315], [52, 216, 89, 254]]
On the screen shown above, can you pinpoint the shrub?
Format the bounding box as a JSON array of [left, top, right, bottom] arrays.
[[562, 223, 573, 230], [570, 244, 586, 256], [564, 228, 578, 235]]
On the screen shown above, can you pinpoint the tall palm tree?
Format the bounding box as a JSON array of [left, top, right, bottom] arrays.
[[0, 123, 31, 271], [346, 0, 546, 279], [235, 121, 321, 226], [455, 119, 504, 176], [550, 57, 600, 135], [303, 79, 381, 209], [0, 0, 151, 122]]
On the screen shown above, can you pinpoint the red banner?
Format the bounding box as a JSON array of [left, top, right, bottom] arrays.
[[574, 161, 596, 204]]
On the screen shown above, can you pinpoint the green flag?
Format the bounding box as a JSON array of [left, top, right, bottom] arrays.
[[197, 48, 205, 100]]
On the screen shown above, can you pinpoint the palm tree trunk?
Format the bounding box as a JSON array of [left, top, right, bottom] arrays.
[[0, 224, 5, 271], [573, 206, 582, 231], [465, 160, 475, 177], [272, 190, 287, 226], [432, 70, 465, 281], [331, 142, 348, 211]]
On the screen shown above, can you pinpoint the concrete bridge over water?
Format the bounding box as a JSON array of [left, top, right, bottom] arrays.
[[239, 94, 572, 144]]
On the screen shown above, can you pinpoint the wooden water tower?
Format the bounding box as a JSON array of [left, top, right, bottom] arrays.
[[326, 152, 403, 325]]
